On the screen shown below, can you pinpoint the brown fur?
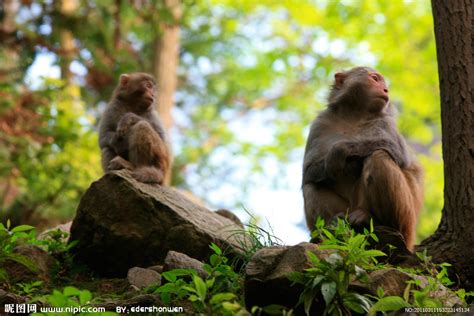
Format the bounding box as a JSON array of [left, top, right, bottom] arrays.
[[98, 73, 172, 185], [302, 67, 423, 251]]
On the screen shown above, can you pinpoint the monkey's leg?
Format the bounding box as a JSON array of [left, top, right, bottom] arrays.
[[361, 150, 421, 250], [303, 184, 349, 231], [128, 121, 166, 184]]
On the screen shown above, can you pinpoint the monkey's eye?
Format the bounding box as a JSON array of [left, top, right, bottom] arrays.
[[145, 82, 153, 89], [370, 74, 379, 82]]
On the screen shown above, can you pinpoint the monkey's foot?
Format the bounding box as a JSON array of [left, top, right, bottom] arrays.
[[348, 209, 370, 228], [108, 156, 134, 171]]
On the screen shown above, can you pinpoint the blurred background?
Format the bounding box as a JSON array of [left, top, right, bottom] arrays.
[[0, 0, 442, 245]]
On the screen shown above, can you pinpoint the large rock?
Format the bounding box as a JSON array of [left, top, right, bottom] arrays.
[[69, 170, 247, 277]]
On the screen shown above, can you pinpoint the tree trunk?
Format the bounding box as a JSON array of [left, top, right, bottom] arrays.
[[421, 0, 474, 290], [153, 0, 182, 185], [59, 0, 77, 82]]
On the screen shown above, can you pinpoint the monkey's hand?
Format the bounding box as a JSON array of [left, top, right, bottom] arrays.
[[348, 209, 371, 228], [355, 139, 408, 167], [326, 142, 357, 178], [117, 113, 142, 135], [108, 156, 134, 171]]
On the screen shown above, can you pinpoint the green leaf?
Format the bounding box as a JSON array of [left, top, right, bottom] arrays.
[[11, 225, 35, 233], [209, 242, 222, 255], [154, 282, 175, 293], [318, 244, 348, 251], [361, 250, 386, 257], [63, 286, 81, 297], [311, 275, 324, 289], [193, 275, 207, 301], [348, 234, 365, 250], [303, 293, 314, 316], [322, 228, 335, 240], [376, 287, 385, 298], [342, 292, 372, 313], [79, 290, 92, 305], [321, 281, 337, 306], [209, 253, 220, 266], [368, 296, 410, 315], [307, 251, 320, 265], [210, 292, 236, 304], [221, 301, 241, 311], [206, 277, 215, 288], [162, 268, 195, 282]]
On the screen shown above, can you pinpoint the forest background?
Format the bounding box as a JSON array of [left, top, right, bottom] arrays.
[[0, 0, 441, 245]]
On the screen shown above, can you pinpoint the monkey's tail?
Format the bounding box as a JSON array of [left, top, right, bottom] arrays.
[[132, 166, 164, 185]]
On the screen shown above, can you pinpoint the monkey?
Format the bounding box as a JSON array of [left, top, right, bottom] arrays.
[[98, 72, 171, 185], [302, 66, 423, 251]]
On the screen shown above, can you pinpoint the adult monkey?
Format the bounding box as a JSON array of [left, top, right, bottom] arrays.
[[98, 72, 171, 185], [302, 67, 423, 251]]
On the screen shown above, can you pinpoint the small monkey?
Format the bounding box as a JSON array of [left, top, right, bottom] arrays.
[[302, 67, 423, 251], [98, 73, 171, 184]]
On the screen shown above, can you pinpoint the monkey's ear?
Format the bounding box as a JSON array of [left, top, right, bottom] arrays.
[[119, 74, 130, 86], [334, 72, 347, 88]]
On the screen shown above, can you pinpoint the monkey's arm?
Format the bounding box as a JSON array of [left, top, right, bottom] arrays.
[[147, 113, 167, 141], [302, 159, 331, 185], [330, 139, 408, 168], [111, 113, 144, 155], [98, 108, 120, 150]]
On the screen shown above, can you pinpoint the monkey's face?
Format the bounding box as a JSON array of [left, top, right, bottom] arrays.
[[118, 73, 157, 111], [363, 71, 390, 113], [330, 67, 390, 113]]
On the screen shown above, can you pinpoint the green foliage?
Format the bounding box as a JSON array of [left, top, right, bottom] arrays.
[[403, 251, 474, 307], [15, 280, 44, 296], [289, 218, 385, 315], [0, 220, 38, 282], [153, 243, 247, 315], [229, 214, 282, 268], [369, 250, 474, 314], [1, 79, 101, 223], [39, 229, 78, 255], [368, 295, 410, 316]]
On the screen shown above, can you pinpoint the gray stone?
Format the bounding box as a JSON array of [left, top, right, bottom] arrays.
[[163, 251, 208, 279], [127, 267, 161, 289], [69, 170, 248, 277], [146, 265, 163, 274]]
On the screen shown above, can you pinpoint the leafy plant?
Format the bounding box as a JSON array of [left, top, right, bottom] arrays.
[[368, 249, 474, 315], [153, 243, 247, 315], [15, 280, 44, 296], [0, 220, 38, 282], [289, 217, 385, 315], [39, 229, 78, 255]]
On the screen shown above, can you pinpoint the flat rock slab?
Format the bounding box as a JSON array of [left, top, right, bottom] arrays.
[[69, 170, 247, 277]]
